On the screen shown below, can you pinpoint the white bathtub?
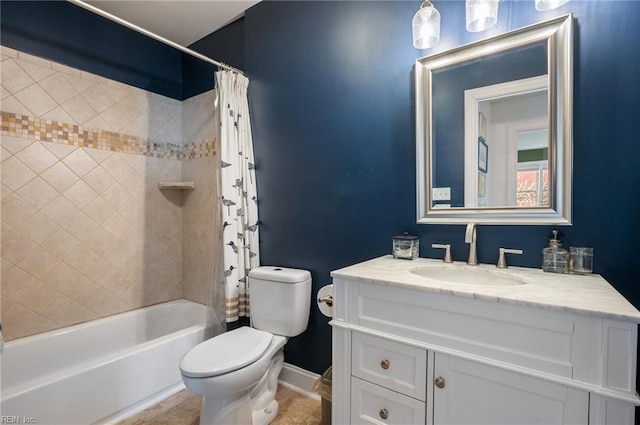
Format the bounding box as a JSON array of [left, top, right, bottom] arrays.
[[1, 299, 207, 425]]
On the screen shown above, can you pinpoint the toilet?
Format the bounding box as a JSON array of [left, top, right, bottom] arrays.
[[179, 266, 312, 425]]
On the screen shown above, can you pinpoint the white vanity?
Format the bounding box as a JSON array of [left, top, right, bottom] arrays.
[[330, 256, 640, 424]]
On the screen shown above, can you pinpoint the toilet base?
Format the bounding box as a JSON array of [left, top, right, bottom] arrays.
[[196, 349, 285, 425], [252, 399, 279, 425], [250, 349, 284, 425], [200, 394, 253, 425]]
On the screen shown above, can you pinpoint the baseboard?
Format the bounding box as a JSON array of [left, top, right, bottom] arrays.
[[278, 362, 322, 401]]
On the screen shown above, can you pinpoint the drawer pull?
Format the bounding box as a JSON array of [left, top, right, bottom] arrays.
[[435, 377, 446, 389], [379, 408, 389, 420], [380, 359, 390, 370]]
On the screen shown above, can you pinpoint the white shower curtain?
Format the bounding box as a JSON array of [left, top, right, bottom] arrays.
[[216, 70, 260, 323]]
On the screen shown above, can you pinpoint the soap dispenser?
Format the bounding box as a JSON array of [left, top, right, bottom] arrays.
[[542, 230, 568, 273]]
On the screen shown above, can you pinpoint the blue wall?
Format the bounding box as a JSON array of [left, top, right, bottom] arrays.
[[182, 18, 246, 99], [237, 0, 640, 375], [0, 1, 184, 99]]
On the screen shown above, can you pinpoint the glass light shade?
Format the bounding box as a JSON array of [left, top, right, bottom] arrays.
[[465, 0, 500, 32], [535, 0, 569, 11], [412, 1, 441, 49]]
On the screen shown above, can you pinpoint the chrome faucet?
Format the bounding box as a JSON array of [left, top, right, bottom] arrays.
[[465, 223, 478, 265]]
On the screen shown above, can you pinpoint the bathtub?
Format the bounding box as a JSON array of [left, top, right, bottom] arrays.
[[1, 299, 207, 425]]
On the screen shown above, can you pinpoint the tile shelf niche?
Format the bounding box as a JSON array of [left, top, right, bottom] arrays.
[[158, 181, 196, 190]]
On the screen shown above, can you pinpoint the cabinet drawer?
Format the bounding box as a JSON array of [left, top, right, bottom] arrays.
[[352, 332, 427, 400], [351, 377, 425, 425]]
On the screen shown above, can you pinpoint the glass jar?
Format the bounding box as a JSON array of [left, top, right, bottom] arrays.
[[569, 247, 593, 274], [393, 233, 419, 260]]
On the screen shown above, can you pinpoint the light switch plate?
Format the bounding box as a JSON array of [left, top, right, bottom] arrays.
[[432, 187, 451, 201]]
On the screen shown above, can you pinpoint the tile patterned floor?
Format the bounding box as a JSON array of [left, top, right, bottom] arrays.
[[116, 386, 322, 425]]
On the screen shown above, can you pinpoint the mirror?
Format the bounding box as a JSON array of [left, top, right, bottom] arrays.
[[416, 14, 573, 224]]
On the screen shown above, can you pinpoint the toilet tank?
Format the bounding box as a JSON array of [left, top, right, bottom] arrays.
[[249, 266, 311, 337]]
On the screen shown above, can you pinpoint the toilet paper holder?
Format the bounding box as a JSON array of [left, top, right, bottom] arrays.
[[317, 284, 334, 317], [318, 295, 333, 307]]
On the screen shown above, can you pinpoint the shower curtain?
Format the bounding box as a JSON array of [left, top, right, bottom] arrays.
[[207, 87, 226, 339], [216, 70, 260, 323]]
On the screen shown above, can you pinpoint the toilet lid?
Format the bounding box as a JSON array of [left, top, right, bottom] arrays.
[[180, 327, 273, 378]]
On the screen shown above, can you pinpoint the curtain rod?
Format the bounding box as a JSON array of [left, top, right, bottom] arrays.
[[67, 0, 244, 75]]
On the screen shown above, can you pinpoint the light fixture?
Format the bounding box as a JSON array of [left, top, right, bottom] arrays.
[[413, 0, 569, 47], [535, 0, 570, 11], [465, 0, 500, 32], [412, 0, 441, 49]]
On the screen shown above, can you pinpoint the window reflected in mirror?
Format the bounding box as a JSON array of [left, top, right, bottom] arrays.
[[516, 129, 549, 207]]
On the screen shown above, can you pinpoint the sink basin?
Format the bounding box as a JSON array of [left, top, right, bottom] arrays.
[[409, 266, 527, 286]]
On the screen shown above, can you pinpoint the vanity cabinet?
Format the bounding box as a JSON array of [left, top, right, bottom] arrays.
[[331, 256, 640, 425]]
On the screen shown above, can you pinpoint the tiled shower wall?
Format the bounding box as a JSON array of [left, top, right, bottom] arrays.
[[1, 46, 218, 340], [182, 92, 218, 309]]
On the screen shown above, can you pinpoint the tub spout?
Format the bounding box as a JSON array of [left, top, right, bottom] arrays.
[[0, 322, 4, 353], [465, 223, 478, 266]]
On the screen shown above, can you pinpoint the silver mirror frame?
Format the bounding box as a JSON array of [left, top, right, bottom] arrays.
[[416, 14, 573, 225]]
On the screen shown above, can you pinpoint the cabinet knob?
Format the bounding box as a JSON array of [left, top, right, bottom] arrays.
[[435, 377, 446, 389], [380, 359, 390, 370], [379, 408, 389, 420]]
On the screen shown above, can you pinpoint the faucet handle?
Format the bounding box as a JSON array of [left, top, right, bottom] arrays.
[[432, 243, 452, 263], [497, 248, 523, 269]]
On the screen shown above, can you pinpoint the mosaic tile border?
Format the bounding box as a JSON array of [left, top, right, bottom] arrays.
[[184, 140, 217, 160], [1, 111, 216, 160]]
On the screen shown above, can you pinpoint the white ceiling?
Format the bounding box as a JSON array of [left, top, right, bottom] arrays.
[[84, 0, 261, 47]]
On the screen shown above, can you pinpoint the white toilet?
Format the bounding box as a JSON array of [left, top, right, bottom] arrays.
[[179, 266, 312, 425]]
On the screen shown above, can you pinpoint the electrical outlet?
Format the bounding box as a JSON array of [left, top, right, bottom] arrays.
[[432, 187, 451, 201]]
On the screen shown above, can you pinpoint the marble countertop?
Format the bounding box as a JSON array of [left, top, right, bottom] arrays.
[[331, 255, 640, 323]]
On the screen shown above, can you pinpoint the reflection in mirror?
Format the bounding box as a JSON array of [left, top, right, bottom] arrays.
[[416, 14, 573, 224], [463, 75, 548, 208]]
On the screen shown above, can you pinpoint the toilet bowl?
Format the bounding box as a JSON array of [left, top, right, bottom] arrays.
[[181, 327, 287, 424], [179, 266, 311, 425]]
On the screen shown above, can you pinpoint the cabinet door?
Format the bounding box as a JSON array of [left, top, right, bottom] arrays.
[[433, 353, 588, 425]]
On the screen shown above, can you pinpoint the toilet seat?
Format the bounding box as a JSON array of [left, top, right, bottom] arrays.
[[180, 327, 273, 378]]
